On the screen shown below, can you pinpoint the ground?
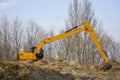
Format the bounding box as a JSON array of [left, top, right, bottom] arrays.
[[0, 58, 120, 80]]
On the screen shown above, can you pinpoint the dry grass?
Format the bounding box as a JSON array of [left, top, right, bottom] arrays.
[[0, 59, 120, 80]]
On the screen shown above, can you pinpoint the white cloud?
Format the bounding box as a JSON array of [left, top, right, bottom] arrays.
[[0, 0, 16, 10]]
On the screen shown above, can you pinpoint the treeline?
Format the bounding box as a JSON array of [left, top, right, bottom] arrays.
[[57, 0, 120, 64], [0, 0, 120, 64]]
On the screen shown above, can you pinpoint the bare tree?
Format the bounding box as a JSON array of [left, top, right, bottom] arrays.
[[44, 29, 54, 59], [11, 17, 23, 59], [100, 33, 120, 62], [0, 16, 12, 60], [0, 28, 3, 58]]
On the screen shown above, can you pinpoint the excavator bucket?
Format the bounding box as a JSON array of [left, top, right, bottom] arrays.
[[100, 63, 112, 71]]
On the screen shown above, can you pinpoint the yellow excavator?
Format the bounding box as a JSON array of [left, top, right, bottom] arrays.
[[18, 22, 112, 70]]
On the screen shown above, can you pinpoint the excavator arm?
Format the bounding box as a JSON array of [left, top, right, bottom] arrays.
[[82, 22, 109, 63], [18, 22, 109, 63]]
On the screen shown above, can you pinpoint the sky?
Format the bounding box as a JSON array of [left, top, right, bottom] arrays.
[[0, 0, 120, 41]]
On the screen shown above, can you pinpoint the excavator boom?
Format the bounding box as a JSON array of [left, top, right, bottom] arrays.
[[18, 26, 86, 60]]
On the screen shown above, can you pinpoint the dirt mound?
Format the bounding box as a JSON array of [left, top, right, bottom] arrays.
[[0, 59, 120, 80], [0, 61, 74, 80]]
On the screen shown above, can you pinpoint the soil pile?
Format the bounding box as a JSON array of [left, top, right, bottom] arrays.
[[0, 60, 73, 80], [0, 59, 120, 80]]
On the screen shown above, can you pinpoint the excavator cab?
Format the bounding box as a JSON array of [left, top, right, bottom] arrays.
[[31, 47, 36, 53]]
